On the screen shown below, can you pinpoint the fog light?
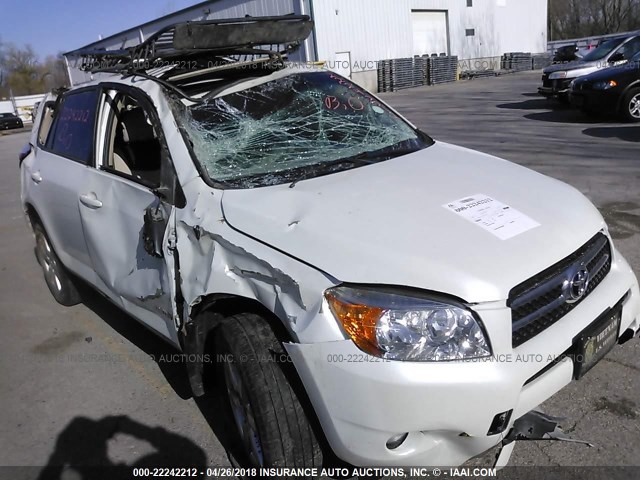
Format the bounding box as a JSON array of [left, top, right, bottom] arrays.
[[618, 328, 635, 345], [488, 410, 513, 435], [386, 432, 409, 450]]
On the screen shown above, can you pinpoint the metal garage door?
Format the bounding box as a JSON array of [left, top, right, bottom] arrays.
[[411, 11, 449, 56]]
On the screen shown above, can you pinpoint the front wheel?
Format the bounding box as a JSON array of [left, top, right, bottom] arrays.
[[215, 313, 323, 468], [621, 88, 640, 122], [33, 222, 81, 306]]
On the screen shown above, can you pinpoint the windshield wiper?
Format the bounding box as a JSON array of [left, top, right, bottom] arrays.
[[352, 146, 422, 162], [288, 156, 377, 188], [288, 146, 422, 188]]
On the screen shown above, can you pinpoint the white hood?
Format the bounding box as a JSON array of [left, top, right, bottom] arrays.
[[221, 142, 606, 303]]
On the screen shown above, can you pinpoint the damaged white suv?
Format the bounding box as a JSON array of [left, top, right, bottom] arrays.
[[20, 16, 640, 470]]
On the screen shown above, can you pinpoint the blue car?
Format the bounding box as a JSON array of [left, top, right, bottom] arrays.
[[569, 52, 640, 122]]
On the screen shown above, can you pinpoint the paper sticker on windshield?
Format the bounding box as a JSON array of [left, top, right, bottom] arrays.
[[443, 194, 540, 240]]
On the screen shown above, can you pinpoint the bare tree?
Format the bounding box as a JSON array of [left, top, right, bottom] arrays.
[[549, 0, 640, 40], [0, 43, 69, 97]]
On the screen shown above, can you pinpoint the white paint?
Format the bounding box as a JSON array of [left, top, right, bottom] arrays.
[[411, 10, 449, 56], [443, 194, 540, 240], [331, 52, 352, 79], [311, 0, 548, 67]]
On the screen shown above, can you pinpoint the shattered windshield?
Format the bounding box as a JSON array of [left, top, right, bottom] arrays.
[[181, 71, 431, 187]]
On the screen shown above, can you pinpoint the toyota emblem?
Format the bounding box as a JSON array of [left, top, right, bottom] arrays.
[[564, 267, 590, 304]]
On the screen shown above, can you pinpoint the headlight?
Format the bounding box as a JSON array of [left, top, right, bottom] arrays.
[[324, 286, 491, 361], [592, 80, 618, 90], [549, 71, 568, 79]]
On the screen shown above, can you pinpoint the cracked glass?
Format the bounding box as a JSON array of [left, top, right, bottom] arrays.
[[180, 71, 432, 187]]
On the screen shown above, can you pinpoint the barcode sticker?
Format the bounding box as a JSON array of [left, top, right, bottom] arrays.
[[444, 194, 540, 240]]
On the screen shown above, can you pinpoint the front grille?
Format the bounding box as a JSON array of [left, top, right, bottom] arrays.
[[508, 233, 612, 347], [558, 79, 573, 90], [542, 74, 551, 87]]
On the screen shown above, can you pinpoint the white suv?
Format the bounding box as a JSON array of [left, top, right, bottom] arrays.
[[20, 16, 640, 470]]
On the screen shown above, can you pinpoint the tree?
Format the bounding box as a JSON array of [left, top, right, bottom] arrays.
[[41, 55, 69, 92], [3, 44, 44, 95], [549, 0, 640, 40], [0, 42, 69, 97]]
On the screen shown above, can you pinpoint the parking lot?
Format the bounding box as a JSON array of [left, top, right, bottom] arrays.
[[1, 70, 639, 476]]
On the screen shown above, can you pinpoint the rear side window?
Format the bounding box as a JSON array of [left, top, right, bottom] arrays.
[[46, 89, 99, 164], [37, 102, 56, 146]]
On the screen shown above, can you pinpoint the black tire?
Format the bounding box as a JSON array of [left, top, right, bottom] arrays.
[[33, 222, 81, 306], [215, 313, 322, 468], [621, 88, 640, 122]]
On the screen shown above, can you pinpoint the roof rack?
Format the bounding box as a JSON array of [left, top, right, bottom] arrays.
[[72, 15, 314, 76]]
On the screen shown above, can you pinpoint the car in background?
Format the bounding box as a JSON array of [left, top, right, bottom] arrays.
[[570, 53, 640, 121], [540, 35, 640, 102], [0, 112, 24, 130], [554, 44, 578, 62]]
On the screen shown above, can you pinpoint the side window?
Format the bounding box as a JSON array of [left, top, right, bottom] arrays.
[[619, 38, 640, 60], [46, 90, 99, 164], [103, 93, 162, 187], [37, 102, 55, 146]]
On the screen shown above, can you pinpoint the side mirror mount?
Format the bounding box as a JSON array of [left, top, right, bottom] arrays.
[[18, 143, 33, 167], [142, 203, 168, 258], [609, 52, 625, 63]]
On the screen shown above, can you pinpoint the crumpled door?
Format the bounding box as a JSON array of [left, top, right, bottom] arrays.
[[78, 172, 178, 343]]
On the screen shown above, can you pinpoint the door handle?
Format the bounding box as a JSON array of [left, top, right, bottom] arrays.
[[30, 171, 43, 184], [79, 192, 103, 209]]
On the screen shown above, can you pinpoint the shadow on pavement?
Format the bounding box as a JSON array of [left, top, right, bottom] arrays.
[[523, 109, 605, 124], [582, 126, 640, 142], [36, 416, 207, 479], [496, 98, 562, 110], [597, 202, 640, 240], [74, 285, 247, 470], [76, 285, 193, 400]]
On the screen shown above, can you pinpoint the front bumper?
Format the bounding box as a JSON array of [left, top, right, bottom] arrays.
[[569, 89, 620, 114], [538, 79, 573, 97], [286, 251, 640, 467]]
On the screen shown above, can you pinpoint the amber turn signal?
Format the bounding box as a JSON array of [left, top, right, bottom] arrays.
[[324, 291, 385, 356]]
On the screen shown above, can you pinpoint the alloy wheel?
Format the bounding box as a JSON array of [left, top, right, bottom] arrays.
[[223, 359, 265, 466], [35, 230, 62, 294], [629, 93, 640, 119]]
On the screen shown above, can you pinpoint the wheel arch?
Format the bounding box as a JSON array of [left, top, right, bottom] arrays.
[[617, 81, 640, 113], [23, 202, 62, 255], [24, 201, 41, 229], [182, 293, 295, 397]]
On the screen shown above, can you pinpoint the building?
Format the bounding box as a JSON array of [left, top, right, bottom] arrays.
[[65, 0, 548, 91], [0, 93, 47, 123]]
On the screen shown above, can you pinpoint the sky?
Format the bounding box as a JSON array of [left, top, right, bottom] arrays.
[[0, 0, 203, 58]]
